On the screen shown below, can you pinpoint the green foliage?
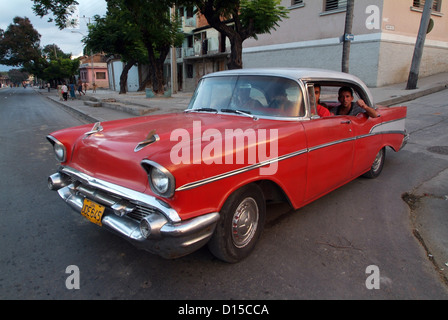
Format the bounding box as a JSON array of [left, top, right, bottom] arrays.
[[32, 0, 79, 29], [239, 0, 289, 39], [0, 17, 41, 67], [43, 57, 80, 81], [195, 0, 289, 68], [84, 11, 147, 64], [0, 16, 79, 82], [8, 69, 30, 84]]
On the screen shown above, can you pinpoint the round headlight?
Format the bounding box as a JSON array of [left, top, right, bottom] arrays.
[[53, 143, 66, 162], [151, 167, 170, 194], [143, 161, 175, 198]]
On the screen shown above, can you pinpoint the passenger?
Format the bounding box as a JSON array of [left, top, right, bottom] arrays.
[[333, 86, 379, 118], [314, 84, 332, 117], [269, 88, 289, 107]]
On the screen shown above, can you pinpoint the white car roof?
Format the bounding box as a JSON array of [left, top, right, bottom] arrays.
[[204, 68, 374, 105]]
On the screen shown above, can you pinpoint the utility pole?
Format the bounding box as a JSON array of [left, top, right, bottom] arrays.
[[406, 0, 434, 90], [342, 0, 355, 73]]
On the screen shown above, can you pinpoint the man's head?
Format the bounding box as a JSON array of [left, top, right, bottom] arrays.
[[338, 86, 354, 108], [314, 84, 321, 103]]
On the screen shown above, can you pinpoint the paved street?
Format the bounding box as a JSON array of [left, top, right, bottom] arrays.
[[0, 85, 447, 301]]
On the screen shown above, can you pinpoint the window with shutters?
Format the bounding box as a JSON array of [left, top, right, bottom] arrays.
[[324, 0, 348, 12], [291, 0, 304, 6], [412, 0, 442, 12]]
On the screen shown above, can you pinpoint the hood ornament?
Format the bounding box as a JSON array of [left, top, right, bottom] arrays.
[[84, 122, 103, 137], [135, 129, 160, 152]]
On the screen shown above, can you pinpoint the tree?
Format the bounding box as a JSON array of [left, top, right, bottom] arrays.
[[42, 44, 72, 60], [194, 0, 289, 69], [8, 69, 29, 86], [32, 0, 79, 29], [0, 17, 42, 68], [120, 0, 184, 94], [84, 8, 147, 94], [42, 56, 80, 84], [0, 15, 78, 85], [33, 0, 184, 95]]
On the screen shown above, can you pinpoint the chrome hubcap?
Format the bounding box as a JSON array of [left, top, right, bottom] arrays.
[[232, 197, 259, 248], [372, 150, 383, 172]]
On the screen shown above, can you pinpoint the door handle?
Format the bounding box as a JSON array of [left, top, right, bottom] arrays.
[[340, 120, 351, 124]]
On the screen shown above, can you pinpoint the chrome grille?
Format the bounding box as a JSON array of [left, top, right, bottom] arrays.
[[127, 205, 158, 222]]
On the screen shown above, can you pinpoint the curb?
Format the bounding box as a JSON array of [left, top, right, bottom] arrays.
[[377, 84, 448, 107], [100, 101, 159, 116], [46, 96, 103, 123]]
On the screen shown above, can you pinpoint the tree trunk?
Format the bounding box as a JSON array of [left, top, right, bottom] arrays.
[[227, 35, 243, 70], [146, 42, 170, 95], [138, 72, 152, 92], [152, 62, 165, 95], [119, 60, 136, 94]]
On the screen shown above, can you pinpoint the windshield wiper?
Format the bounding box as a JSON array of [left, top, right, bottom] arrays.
[[220, 108, 258, 120], [185, 108, 218, 113]]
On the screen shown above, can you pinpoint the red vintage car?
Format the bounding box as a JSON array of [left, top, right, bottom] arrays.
[[47, 69, 408, 263]]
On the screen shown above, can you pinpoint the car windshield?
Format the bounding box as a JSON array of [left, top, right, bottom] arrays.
[[187, 75, 305, 118]]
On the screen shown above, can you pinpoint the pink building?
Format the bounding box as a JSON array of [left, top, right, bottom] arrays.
[[79, 53, 109, 90]]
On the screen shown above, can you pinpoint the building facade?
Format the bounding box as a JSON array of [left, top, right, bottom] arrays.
[[79, 53, 109, 90], [242, 0, 448, 87], [165, 6, 232, 92], [115, 1, 447, 93]]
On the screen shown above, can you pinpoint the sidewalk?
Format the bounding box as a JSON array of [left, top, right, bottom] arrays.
[[37, 72, 447, 123], [38, 88, 193, 123]]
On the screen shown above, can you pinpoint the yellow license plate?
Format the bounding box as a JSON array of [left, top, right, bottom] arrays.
[[81, 199, 105, 226]]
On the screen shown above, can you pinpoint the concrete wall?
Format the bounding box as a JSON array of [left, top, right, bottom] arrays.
[[243, 34, 382, 87], [107, 60, 140, 92], [242, 0, 448, 88], [377, 0, 448, 86]]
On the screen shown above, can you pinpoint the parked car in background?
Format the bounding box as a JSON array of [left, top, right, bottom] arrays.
[[47, 68, 408, 263]]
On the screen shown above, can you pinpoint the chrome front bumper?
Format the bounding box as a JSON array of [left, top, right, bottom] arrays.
[[48, 167, 220, 259]]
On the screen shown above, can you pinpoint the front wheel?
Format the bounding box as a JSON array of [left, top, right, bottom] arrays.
[[363, 147, 386, 179], [208, 184, 266, 263]]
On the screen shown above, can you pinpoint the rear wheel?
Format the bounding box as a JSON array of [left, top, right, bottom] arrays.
[[208, 184, 266, 263], [363, 147, 386, 179]]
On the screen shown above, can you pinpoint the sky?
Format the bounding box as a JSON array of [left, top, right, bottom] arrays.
[[0, 0, 107, 72]]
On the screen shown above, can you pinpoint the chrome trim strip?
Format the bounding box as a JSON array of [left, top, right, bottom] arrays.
[[307, 137, 355, 152], [176, 149, 308, 192], [60, 166, 181, 223]]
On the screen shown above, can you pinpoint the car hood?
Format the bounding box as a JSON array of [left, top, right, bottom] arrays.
[[64, 112, 285, 194]]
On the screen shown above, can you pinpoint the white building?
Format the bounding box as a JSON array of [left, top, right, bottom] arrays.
[[243, 0, 448, 87]]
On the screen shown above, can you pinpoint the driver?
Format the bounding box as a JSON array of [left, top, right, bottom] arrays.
[[234, 84, 263, 109]]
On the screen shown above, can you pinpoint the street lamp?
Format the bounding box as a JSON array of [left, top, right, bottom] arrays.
[[71, 30, 95, 88]]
